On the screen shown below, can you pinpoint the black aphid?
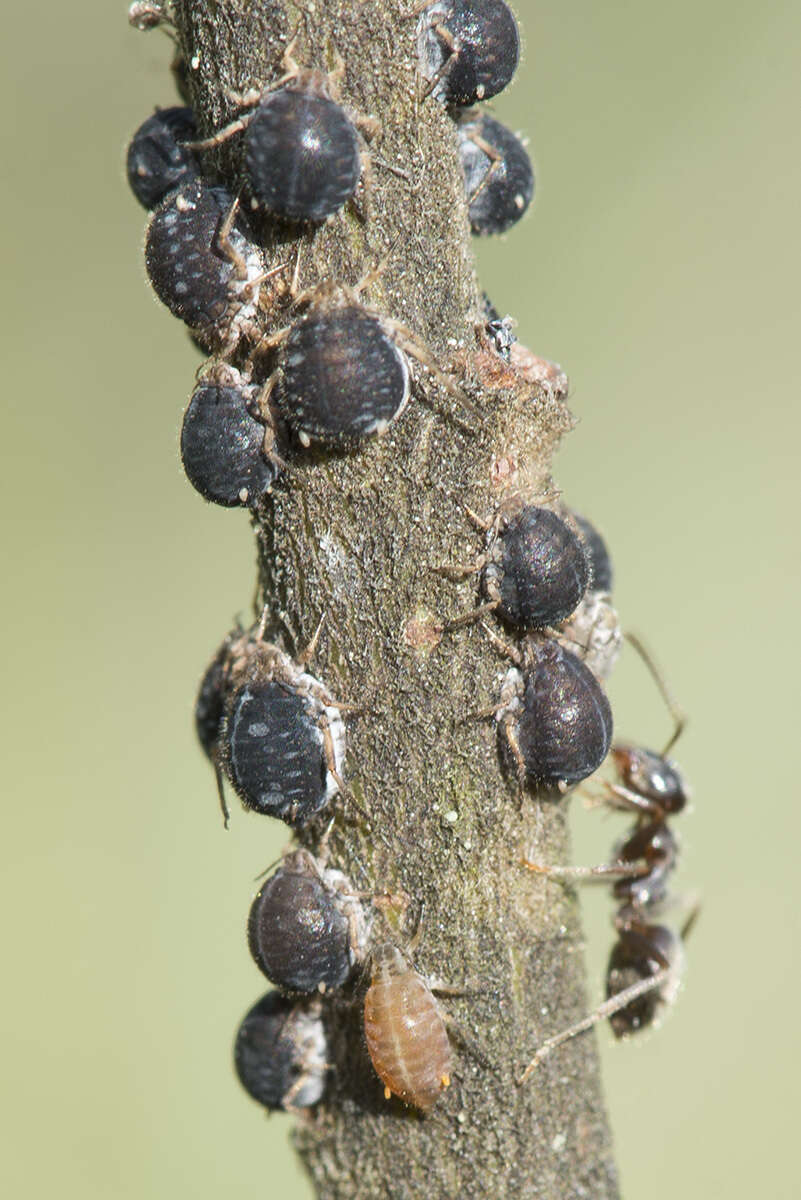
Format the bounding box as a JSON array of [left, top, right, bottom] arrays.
[[197, 623, 346, 828], [126, 106, 198, 210], [484, 506, 590, 630], [180, 367, 280, 508], [418, 0, 520, 106], [144, 179, 264, 351], [234, 991, 327, 1110], [457, 111, 534, 235], [497, 640, 613, 788], [248, 849, 368, 993], [571, 513, 614, 594], [277, 305, 410, 445]]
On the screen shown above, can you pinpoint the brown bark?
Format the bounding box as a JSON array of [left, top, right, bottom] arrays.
[[171, 1, 620, 1195]]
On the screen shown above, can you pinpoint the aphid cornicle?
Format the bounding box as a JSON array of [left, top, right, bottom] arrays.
[[363, 943, 452, 1112], [248, 849, 369, 994], [180, 365, 281, 508], [196, 621, 347, 828], [417, 0, 520, 106], [144, 178, 265, 352], [234, 991, 328, 1111], [496, 639, 613, 789], [457, 111, 534, 236], [126, 106, 198, 211], [484, 506, 591, 631]]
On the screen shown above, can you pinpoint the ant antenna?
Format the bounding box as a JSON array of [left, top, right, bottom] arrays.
[[625, 632, 686, 756]]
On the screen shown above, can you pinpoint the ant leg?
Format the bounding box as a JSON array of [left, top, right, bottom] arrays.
[[518, 967, 672, 1084], [521, 856, 642, 883], [443, 601, 500, 632]]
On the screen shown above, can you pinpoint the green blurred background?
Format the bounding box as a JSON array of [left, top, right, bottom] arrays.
[[1, 1, 798, 1196]]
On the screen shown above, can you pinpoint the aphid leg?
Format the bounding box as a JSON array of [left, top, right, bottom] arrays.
[[217, 192, 249, 278], [418, 19, 458, 101], [383, 317, 479, 425], [443, 600, 500, 633], [517, 966, 674, 1084], [184, 110, 256, 152], [463, 129, 505, 207], [431, 560, 483, 580], [503, 717, 528, 790], [441, 1015, 493, 1073], [480, 621, 523, 666], [299, 613, 326, 666], [349, 147, 374, 223], [625, 632, 686, 756]]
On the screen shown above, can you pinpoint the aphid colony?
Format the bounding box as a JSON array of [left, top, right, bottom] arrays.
[[128, 0, 694, 1123], [126, 0, 532, 510]]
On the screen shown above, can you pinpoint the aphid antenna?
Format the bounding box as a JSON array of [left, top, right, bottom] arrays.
[[252, 849, 288, 883], [624, 631, 686, 756], [517, 966, 674, 1085]]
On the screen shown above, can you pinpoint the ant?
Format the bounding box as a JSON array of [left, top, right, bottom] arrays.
[[519, 633, 699, 1081]]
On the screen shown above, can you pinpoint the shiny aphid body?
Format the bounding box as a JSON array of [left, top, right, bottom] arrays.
[[144, 178, 264, 351], [363, 944, 452, 1112], [180, 368, 280, 508], [196, 626, 346, 828], [418, 0, 520, 106], [234, 991, 327, 1111], [277, 306, 410, 445], [555, 512, 621, 683], [457, 112, 534, 236], [572, 512, 614, 595], [248, 850, 368, 994], [484, 506, 591, 630], [126, 106, 198, 210], [245, 78, 362, 221], [224, 679, 343, 825], [498, 640, 613, 789]]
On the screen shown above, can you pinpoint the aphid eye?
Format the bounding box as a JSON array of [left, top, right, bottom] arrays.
[[485, 506, 591, 630], [180, 374, 280, 508], [457, 112, 534, 236], [234, 991, 328, 1110], [245, 83, 362, 222], [277, 306, 410, 445], [502, 641, 613, 788], [247, 851, 364, 993], [144, 179, 263, 350], [126, 106, 198, 211], [418, 0, 520, 107]]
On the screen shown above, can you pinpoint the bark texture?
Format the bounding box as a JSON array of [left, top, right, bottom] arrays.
[[172, 1, 620, 1195]]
